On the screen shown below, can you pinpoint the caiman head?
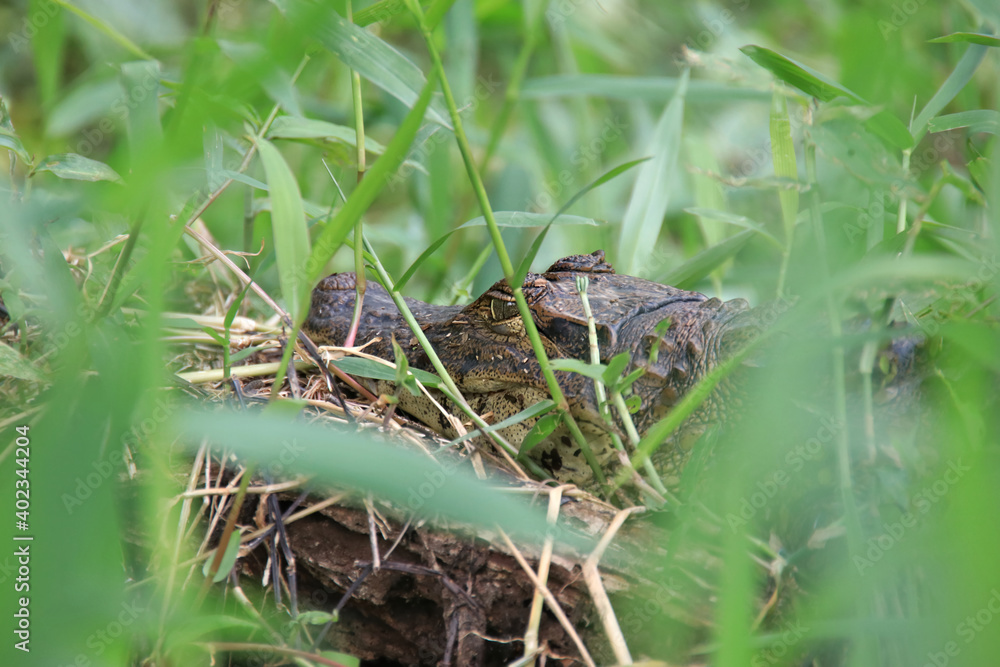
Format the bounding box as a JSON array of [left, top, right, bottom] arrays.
[[304, 250, 769, 489]]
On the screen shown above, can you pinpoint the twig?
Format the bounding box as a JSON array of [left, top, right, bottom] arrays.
[[498, 530, 597, 667]]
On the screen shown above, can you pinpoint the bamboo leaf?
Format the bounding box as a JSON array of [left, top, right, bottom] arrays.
[[927, 110, 1000, 135], [618, 69, 689, 275], [294, 2, 451, 128], [928, 32, 1000, 47], [658, 230, 755, 288], [741, 45, 912, 148], [31, 153, 123, 183], [256, 138, 311, 323], [911, 44, 989, 143]]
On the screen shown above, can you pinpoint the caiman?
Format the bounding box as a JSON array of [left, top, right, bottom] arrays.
[[303, 250, 782, 489]]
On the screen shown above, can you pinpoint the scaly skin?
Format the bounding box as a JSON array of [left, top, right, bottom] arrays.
[[304, 250, 766, 488]]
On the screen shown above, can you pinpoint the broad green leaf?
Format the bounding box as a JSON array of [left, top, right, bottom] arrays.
[[330, 356, 442, 388], [31, 153, 123, 183], [267, 115, 386, 151], [928, 32, 1000, 47], [911, 44, 989, 143], [203, 527, 242, 583], [658, 229, 755, 289], [256, 138, 311, 323], [0, 98, 31, 165], [179, 410, 575, 544], [391, 336, 421, 396], [684, 208, 783, 249], [550, 358, 608, 380], [927, 110, 1000, 135], [741, 45, 855, 101], [0, 344, 45, 382], [521, 75, 770, 104], [602, 352, 631, 386], [307, 70, 439, 288], [293, 2, 451, 128], [518, 413, 561, 457], [514, 157, 651, 285], [741, 45, 912, 149], [618, 69, 689, 275]]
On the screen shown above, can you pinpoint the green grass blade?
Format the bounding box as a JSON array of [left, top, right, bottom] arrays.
[[256, 138, 311, 324], [618, 70, 689, 275], [683, 208, 783, 249], [330, 356, 442, 387], [911, 44, 990, 143], [927, 110, 1000, 135], [928, 32, 1000, 46], [658, 229, 755, 288], [179, 409, 582, 545], [521, 74, 770, 104]]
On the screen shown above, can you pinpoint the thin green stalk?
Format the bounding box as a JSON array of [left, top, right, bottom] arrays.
[[577, 276, 663, 492], [611, 391, 667, 495], [479, 0, 549, 171], [805, 140, 872, 662], [405, 0, 604, 492], [345, 0, 367, 348], [362, 237, 550, 481], [896, 149, 911, 235]]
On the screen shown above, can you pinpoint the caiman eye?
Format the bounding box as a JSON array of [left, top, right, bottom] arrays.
[[488, 297, 522, 335]]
